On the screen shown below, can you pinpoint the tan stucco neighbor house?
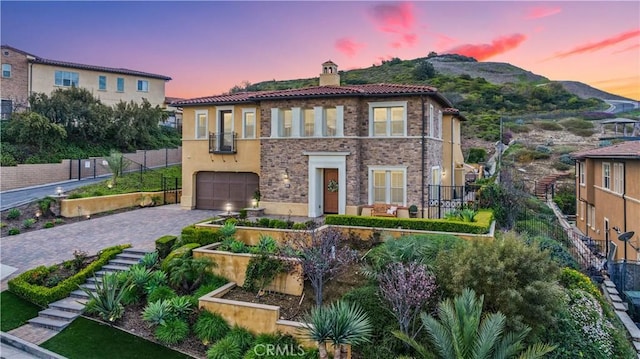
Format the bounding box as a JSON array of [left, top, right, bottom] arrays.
[[0, 45, 171, 118], [175, 61, 467, 218], [572, 141, 640, 262]]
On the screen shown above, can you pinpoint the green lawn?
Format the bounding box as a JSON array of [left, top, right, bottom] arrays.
[[0, 291, 42, 331], [41, 317, 191, 359], [68, 165, 182, 198]]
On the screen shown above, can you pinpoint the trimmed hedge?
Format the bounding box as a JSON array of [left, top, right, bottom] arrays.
[[161, 243, 201, 270], [325, 209, 493, 234], [156, 235, 177, 259], [181, 226, 223, 246], [8, 244, 131, 307]]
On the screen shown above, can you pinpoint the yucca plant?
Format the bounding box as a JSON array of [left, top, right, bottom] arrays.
[[169, 296, 193, 319], [218, 220, 237, 240], [129, 264, 153, 289], [155, 318, 190, 345], [460, 208, 478, 222], [194, 310, 230, 345], [81, 273, 133, 325], [142, 299, 174, 326], [206, 336, 242, 359]]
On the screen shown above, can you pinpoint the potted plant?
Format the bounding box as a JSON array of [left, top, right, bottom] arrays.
[[408, 204, 418, 218], [252, 189, 261, 208]]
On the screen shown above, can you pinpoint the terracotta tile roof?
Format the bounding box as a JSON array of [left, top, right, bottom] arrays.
[[30, 57, 171, 80], [1, 45, 37, 57], [443, 107, 468, 121], [571, 141, 640, 159], [175, 83, 446, 106]]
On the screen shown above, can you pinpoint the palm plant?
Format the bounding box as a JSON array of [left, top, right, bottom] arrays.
[[302, 300, 373, 359], [393, 288, 556, 359], [81, 272, 133, 325], [102, 150, 131, 186], [167, 256, 216, 292]]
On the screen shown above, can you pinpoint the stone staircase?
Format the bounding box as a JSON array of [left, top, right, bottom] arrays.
[[27, 248, 151, 331]]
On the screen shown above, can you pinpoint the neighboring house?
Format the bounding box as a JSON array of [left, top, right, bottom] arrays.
[[0, 45, 171, 118], [164, 97, 184, 131], [175, 61, 467, 218], [571, 141, 640, 262]]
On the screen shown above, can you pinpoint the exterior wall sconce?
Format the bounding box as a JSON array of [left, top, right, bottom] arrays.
[[442, 169, 447, 177], [225, 202, 233, 214], [56, 186, 64, 196]]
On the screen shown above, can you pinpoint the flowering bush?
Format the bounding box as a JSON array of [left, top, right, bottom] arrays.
[[567, 289, 614, 358]]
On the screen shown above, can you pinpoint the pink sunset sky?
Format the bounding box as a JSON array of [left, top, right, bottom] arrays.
[[1, 1, 639, 100]]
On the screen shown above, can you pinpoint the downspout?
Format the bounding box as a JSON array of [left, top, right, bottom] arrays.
[[450, 114, 454, 187], [623, 161, 627, 232], [421, 95, 425, 218]]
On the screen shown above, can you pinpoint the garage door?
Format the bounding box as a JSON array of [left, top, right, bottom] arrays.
[[196, 172, 259, 210]]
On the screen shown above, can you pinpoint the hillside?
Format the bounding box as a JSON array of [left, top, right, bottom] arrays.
[[557, 80, 633, 101], [427, 57, 549, 85]]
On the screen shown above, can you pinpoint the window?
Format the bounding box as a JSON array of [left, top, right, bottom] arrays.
[[579, 162, 585, 185], [369, 167, 406, 206], [216, 109, 234, 151], [117, 78, 125, 92], [602, 162, 611, 189], [437, 110, 443, 139], [98, 76, 107, 90], [303, 108, 315, 137], [242, 109, 256, 139], [2, 64, 11, 78], [580, 201, 585, 220], [137, 80, 149, 92], [195, 110, 208, 139], [0, 99, 12, 120], [588, 204, 596, 228], [280, 109, 292, 137], [429, 104, 435, 137], [369, 101, 406, 137], [323, 107, 337, 136], [613, 163, 624, 194], [54, 71, 79, 87]]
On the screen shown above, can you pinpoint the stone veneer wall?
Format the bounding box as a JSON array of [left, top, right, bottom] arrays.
[[0, 47, 30, 110], [258, 96, 444, 209]]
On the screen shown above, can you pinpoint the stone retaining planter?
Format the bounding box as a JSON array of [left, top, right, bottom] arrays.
[[60, 191, 180, 218], [333, 221, 496, 241], [194, 222, 314, 246], [193, 243, 303, 296]]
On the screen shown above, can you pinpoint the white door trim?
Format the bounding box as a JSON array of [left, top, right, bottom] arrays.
[[305, 152, 349, 217]]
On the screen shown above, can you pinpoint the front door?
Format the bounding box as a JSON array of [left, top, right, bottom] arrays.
[[323, 168, 338, 214]]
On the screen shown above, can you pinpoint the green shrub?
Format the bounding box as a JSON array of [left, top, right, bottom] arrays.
[[142, 299, 174, 326], [230, 240, 247, 253], [155, 318, 189, 345], [227, 325, 255, 352], [559, 268, 601, 300], [8, 244, 130, 307], [161, 243, 201, 270], [8, 228, 20, 235], [140, 251, 159, 269], [194, 310, 230, 344], [466, 147, 487, 163], [325, 209, 493, 234], [207, 336, 242, 359], [191, 279, 228, 305], [44, 222, 55, 229], [22, 218, 36, 229], [218, 221, 237, 239], [54, 218, 64, 224], [553, 162, 572, 171], [258, 218, 271, 227], [7, 208, 21, 220], [155, 235, 177, 259], [528, 236, 579, 269], [147, 285, 177, 303], [169, 296, 193, 319], [238, 209, 247, 220], [180, 226, 223, 246], [249, 235, 278, 255], [38, 197, 54, 214], [271, 219, 288, 229], [535, 121, 563, 131]]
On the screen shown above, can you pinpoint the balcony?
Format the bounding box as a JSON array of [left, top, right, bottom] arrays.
[[209, 132, 237, 154]]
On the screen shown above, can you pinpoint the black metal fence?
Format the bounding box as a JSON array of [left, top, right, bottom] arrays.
[[426, 185, 480, 218]]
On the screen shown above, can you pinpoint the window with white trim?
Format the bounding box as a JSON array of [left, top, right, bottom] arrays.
[[429, 104, 435, 137], [369, 167, 406, 206], [369, 101, 406, 137], [137, 80, 149, 92], [54, 71, 79, 87], [98, 75, 107, 90], [437, 110, 443, 139], [303, 108, 315, 137], [579, 162, 585, 185], [323, 107, 337, 136], [602, 162, 611, 189], [280, 109, 292, 137], [587, 204, 595, 228], [580, 201, 585, 220], [195, 110, 208, 139], [613, 163, 624, 194], [2, 64, 11, 78], [116, 77, 125, 92], [242, 109, 256, 139]]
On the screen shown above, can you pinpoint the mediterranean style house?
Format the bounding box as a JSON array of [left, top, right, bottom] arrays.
[[572, 141, 640, 261], [176, 61, 467, 218], [0, 45, 171, 118]]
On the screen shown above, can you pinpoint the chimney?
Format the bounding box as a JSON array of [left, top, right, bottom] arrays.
[[319, 60, 340, 86]]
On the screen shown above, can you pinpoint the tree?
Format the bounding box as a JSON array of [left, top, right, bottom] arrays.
[[413, 61, 436, 81], [434, 232, 563, 336], [378, 261, 437, 339], [5, 112, 66, 152], [102, 150, 131, 186], [284, 227, 357, 306], [302, 300, 373, 359], [394, 288, 556, 359]]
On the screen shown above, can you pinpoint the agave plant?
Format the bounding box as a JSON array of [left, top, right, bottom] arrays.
[[81, 272, 133, 325], [140, 251, 160, 269], [142, 299, 174, 326]]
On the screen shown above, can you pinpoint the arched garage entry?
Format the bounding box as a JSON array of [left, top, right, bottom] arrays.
[[196, 172, 259, 211]]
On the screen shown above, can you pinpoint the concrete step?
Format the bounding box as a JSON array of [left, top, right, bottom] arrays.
[[86, 276, 103, 284], [101, 264, 132, 272], [122, 248, 153, 256], [49, 298, 86, 313], [40, 308, 81, 321], [80, 283, 97, 290], [70, 289, 92, 299], [116, 253, 146, 261], [28, 317, 71, 331], [109, 258, 140, 266]]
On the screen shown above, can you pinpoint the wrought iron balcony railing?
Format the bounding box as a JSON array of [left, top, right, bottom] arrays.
[[209, 132, 237, 154]]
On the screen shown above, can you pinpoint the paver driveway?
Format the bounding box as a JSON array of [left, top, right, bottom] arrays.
[[0, 205, 213, 285]]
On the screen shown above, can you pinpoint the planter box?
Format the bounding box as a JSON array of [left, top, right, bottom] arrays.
[[332, 221, 496, 241], [60, 191, 178, 218], [193, 243, 303, 296], [195, 223, 314, 246]]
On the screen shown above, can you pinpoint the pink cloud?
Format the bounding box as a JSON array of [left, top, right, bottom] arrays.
[[550, 29, 640, 59], [525, 6, 562, 19], [335, 37, 365, 57], [613, 43, 640, 54], [444, 34, 527, 60], [368, 2, 418, 48]]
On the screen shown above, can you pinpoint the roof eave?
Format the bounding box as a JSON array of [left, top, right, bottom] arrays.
[[30, 58, 172, 81]]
